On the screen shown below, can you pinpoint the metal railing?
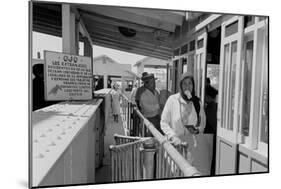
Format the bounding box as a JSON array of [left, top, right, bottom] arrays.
[[109, 134, 151, 182], [118, 92, 201, 178]]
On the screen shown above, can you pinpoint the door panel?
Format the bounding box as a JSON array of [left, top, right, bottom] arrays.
[[195, 30, 207, 104], [216, 16, 244, 174]]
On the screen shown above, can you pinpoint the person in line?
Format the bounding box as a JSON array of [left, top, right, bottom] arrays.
[[204, 84, 218, 176], [110, 82, 121, 123], [135, 72, 162, 136], [33, 64, 59, 111], [33, 64, 46, 111], [130, 81, 138, 105], [95, 77, 104, 90], [161, 72, 212, 175]]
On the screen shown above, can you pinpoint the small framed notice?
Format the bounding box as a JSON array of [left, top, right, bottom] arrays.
[[44, 51, 93, 101]]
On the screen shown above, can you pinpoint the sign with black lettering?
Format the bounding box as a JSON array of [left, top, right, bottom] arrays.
[[44, 51, 92, 101]]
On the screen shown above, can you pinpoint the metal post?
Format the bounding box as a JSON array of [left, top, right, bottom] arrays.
[[141, 139, 157, 179]]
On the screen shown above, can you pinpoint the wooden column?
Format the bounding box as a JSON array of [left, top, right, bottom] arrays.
[[62, 4, 78, 54], [104, 75, 108, 89], [83, 37, 93, 58]]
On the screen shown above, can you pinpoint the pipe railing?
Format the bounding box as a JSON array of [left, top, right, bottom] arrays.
[[109, 135, 152, 182], [119, 92, 201, 177], [120, 94, 145, 136], [114, 134, 142, 145]]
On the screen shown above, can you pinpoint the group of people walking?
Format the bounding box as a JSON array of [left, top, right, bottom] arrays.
[[127, 71, 218, 176]]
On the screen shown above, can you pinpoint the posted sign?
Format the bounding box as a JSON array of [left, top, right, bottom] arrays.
[[44, 51, 93, 101]]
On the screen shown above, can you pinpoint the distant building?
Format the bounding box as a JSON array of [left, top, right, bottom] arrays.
[[134, 57, 171, 90], [93, 55, 138, 91]]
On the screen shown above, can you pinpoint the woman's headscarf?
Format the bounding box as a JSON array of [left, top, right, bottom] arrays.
[[179, 72, 196, 101]]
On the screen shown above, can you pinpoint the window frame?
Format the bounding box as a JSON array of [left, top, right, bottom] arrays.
[[256, 19, 268, 156], [237, 17, 268, 157], [217, 16, 244, 143]]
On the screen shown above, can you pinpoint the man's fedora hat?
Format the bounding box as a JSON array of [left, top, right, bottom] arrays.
[[141, 72, 157, 81]]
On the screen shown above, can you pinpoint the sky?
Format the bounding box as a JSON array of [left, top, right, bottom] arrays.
[[32, 31, 145, 72]]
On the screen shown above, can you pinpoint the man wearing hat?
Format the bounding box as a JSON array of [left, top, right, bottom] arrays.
[[135, 72, 163, 136]]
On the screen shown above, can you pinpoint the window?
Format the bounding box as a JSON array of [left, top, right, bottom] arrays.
[[197, 39, 204, 49], [260, 68, 268, 144], [241, 40, 254, 136], [189, 40, 195, 51], [244, 16, 255, 28], [258, 28, 268, 145], [228, 41, 238, 131], [173, 60, 179, 93], [180, 44, 188, 55], [258, 16, 266, 22], [173, 48, 180, 57], [195, 53, 203, 98], [188, 54, 195, 76], [225, 21, 238, 37], [221, 44, 230, 129], [182, 58, 187, 73]]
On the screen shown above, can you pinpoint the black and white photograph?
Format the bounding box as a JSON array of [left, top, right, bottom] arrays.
[[27, 1, 270, 188], [0, 0, 274, 189]]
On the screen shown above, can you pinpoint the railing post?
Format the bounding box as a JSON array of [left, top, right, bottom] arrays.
[[141, 138, 157, 179]]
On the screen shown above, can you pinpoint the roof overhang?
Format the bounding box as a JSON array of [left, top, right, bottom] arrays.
[[32, 2, 203, 60]]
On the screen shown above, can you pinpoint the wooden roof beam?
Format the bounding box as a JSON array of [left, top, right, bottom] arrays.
[[118, 8, 185, 25], [81, 12, 155, 33], [93, 41, 171, 60], [78, 5, 176, 32], [71, 6, 94, 46], [85, 23, 173, 50], [90, 32, 172, 55], [91, 37, 172, 59]]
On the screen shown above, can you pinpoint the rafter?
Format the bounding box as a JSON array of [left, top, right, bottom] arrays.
[[84, 20, 173, 50], [118, 7, 184, 25], [91, 34, 172, 56], [93, 40, 171, 60], [77, 5, 176, 32]]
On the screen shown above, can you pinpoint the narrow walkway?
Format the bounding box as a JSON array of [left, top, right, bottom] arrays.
[[95, 114, 125, 183]]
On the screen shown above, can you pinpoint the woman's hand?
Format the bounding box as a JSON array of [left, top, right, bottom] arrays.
[[187, 126, 199, 135], [169, 136, 182, 146]]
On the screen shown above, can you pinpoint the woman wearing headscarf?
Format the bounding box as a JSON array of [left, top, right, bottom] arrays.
[[161, 72, 212, 176]]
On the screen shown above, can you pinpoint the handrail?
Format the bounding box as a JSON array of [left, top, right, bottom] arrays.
[[109, 137, 151, 150], [113, 133, 142, 141], [119, 92, 201, 177]]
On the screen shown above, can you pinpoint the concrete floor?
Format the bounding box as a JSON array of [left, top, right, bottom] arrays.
[[95, 115, 125, 183]]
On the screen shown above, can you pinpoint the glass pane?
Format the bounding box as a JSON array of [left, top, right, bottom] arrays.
[[260, 33, 268, 144], [194, 55, 198, 95], [198, 54, 202, 98], [189, 40, 195, 51], [259, 16, 266, 22], [225, 21, 238, 37], [228, 41, 237, 131], [241, 40, 254, 136], [188, 54, 195, 75], [207, 64, 220, 90], [181, 44, 188, 55], [174, 60, 179, 92], [260, 81, 268, 143], [173, 48, 180, 57], [197, 39, 204, 49], [182, 58, 187, 73], [222, 44, 230, 129], [244, 16, 255, 28]]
